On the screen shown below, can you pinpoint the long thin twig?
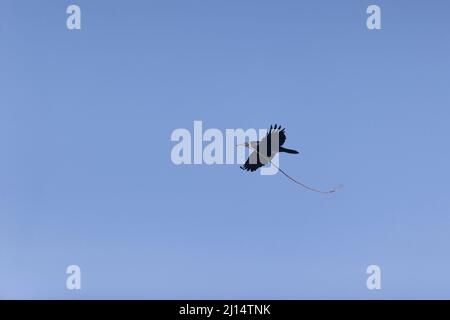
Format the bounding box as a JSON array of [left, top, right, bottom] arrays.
[[249, 146, 342, 194]]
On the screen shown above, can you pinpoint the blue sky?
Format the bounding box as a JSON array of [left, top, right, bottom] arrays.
[[1, 0, 450, 299]]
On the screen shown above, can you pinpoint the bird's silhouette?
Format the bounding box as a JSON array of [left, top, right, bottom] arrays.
[[237, 124, 342, 194], [239, 124, 299, 172]]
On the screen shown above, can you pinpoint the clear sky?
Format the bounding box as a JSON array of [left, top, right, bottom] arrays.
[[1, 0, 450, 299]]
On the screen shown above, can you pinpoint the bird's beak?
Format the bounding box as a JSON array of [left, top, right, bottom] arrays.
[[236, 143, 246, 148]]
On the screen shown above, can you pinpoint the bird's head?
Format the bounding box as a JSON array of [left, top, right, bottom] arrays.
[[236, 141, 257, 149]]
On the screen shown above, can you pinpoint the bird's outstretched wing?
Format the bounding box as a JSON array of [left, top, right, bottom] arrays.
[[240, 150, 264, 172], [261, 124, 286, 148], [256, 124, 286, 159], [270, 124, 286, 146], [241, 124, 287, 172]]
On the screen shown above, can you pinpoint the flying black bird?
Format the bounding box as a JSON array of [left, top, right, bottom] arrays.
[[238, 124, 298, 172], [237, 124, 341, 194]]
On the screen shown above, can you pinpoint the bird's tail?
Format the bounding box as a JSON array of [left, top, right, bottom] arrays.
[[279, 147, 299, 154]]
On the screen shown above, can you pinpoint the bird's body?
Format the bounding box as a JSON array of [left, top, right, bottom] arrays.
[[240, 124, 299, 172]]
